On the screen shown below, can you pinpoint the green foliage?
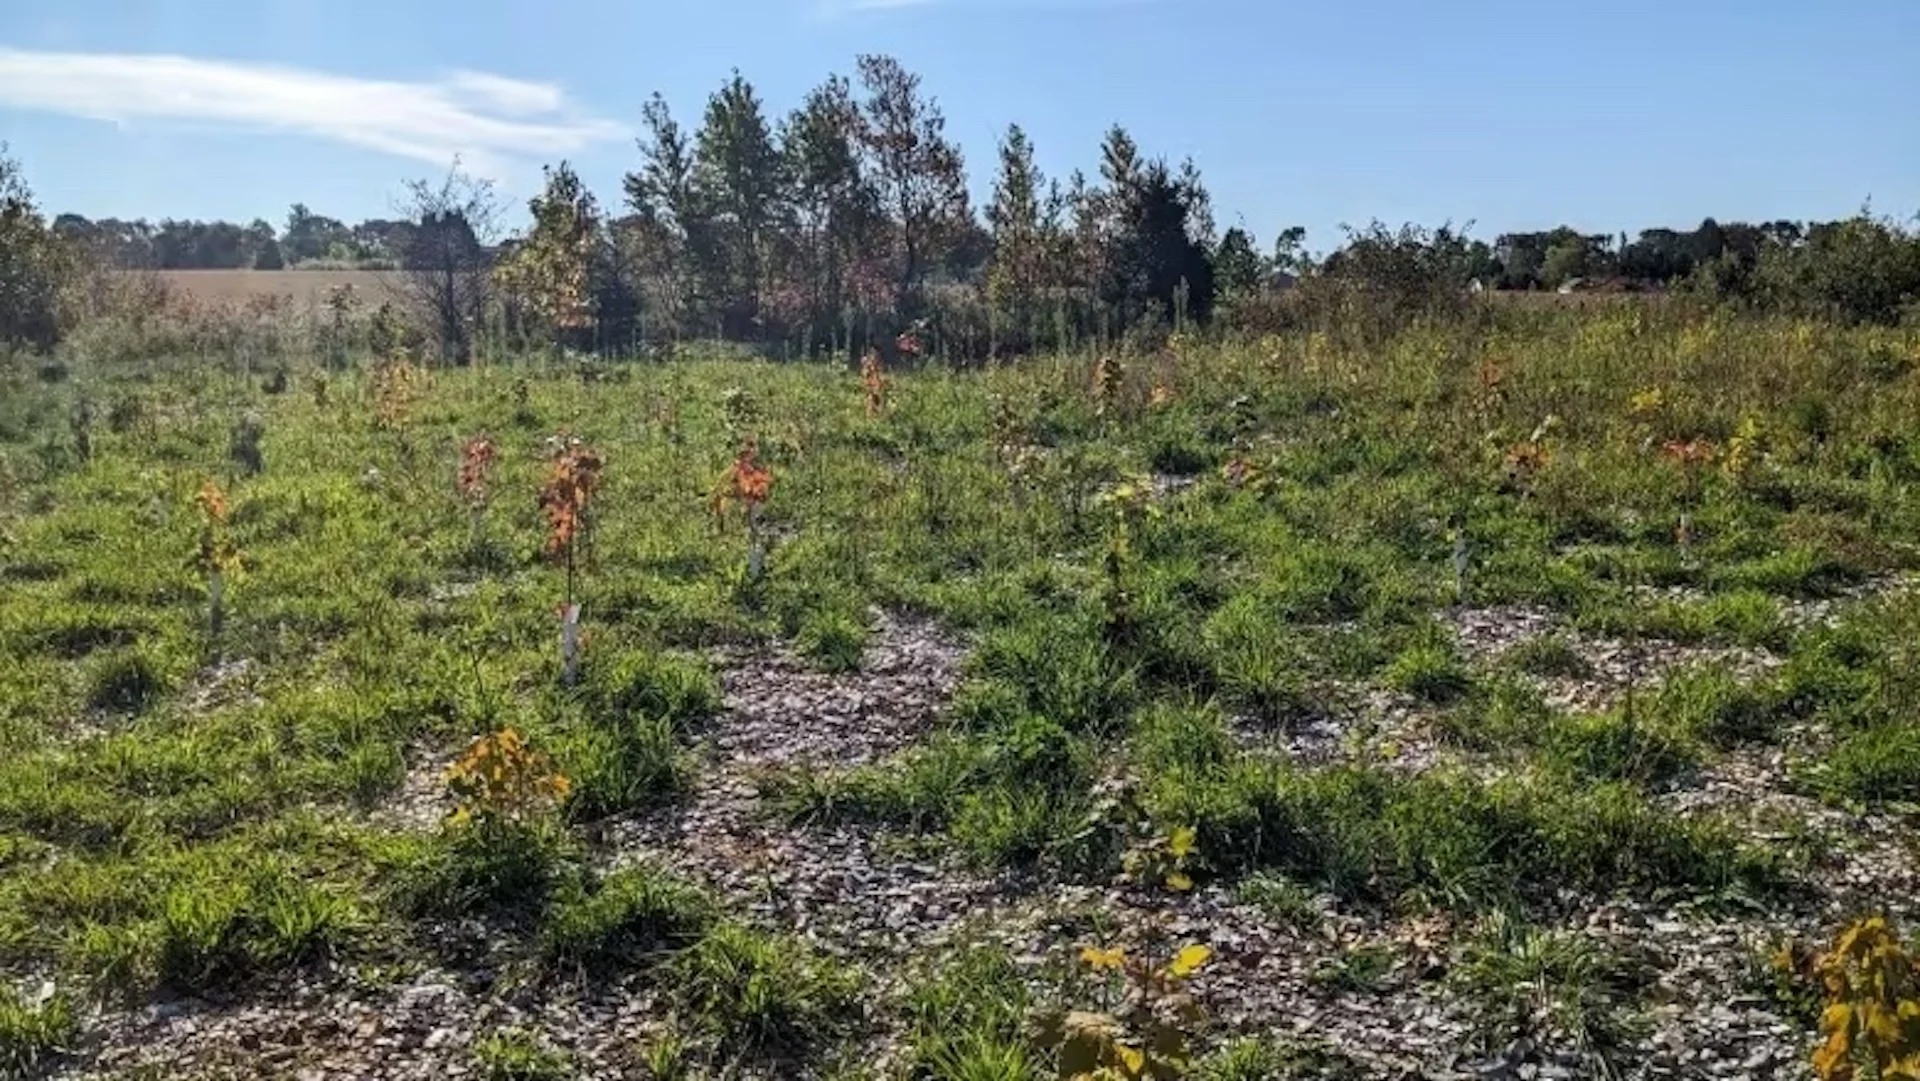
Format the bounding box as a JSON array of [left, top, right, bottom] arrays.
[[540, 865, 714, 971], [795, 606, 870, 672], [1192, 1038, 1370, 1081], [670, 921, 863, 1056], [473, 1026, 572, 1081], [0, 146, 70, 349], [907, 944, 1037, 1081], [1383, 636, 1473, 704], [1452, 911, 1649, 1064], [1157, 760, 1778, 911], [0, 982, 75, 1076]]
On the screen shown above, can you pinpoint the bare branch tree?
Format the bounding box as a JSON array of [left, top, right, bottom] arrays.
[[390, 157, 503, 365]]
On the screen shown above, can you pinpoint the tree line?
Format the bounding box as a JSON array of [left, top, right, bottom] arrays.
[[6, 53, 1920, 357]]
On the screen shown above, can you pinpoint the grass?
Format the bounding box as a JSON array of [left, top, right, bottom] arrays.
[[0, 982, 76, 1077], [669, 921, 864, 1056], [1192, 1038, 1371, 1080], [472, 1026, 571, 1081], [539, 863, 714, 971], [1451, 911, 1652, 1066], [3, 306, 1918, 1071], [905, 944, 1039, 1081]]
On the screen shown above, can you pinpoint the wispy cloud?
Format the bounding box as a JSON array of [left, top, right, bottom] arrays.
[[0, 48, 627, 175]]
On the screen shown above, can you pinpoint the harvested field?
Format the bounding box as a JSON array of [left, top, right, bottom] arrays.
[[154, 269, 400, 307]]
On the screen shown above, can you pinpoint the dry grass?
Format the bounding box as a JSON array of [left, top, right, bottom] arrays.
[[154, 269, 400, 307]]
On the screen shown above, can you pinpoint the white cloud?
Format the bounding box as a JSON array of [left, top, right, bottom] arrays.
[[0, 48, 627, 175]]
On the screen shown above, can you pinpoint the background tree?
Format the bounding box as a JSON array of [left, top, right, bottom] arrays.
[[1271, 225, 1311, 278], [253, 235, 286, 270], [394, 159, 502, 364], [779, 73, 878, 347], [855, 53, 970, 315], [1100, 158, 1215, 331], [985, 124, 1048, 351], [1212, 226, 1263, 306], [624, 93, 713, 338], [1175, 157, 1216, 249], [495, 161, 600, 351], [283, 203, 349, 265], [0, 145, 69, 348], [694, 71, 787, 337], [1541, 227, 1599, 287]]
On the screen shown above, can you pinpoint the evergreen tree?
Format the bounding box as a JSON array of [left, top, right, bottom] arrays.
[[986, 124, 1047, 348]]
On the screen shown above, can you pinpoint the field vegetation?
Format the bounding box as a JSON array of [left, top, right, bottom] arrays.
[[4, 55, 1920, 1079]]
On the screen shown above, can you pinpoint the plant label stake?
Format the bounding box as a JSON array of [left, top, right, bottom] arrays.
[[1452, 530, 1471, 608], [208, 567, 226, 636], [747, 501, 768, 582], [560, 603, 582, 686]]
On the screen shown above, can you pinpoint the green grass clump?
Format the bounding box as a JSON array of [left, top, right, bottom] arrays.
[[560, 713, 690, 820], [905, 944, 1038, 1081], [473, 1026, 571, 1081], [794, 607, 871, 672], [393, 822, 573, 924], [540, 865, 714, 971], [584, 651, 721, 728], [0, 982, 76, 1077], [1503, 635, 1595, 679], [1540, 710, 1699, 786], [1450, 911, 1650, 1062], [1383, 636, 1474, 704], [82, 645, 174, 713], [1811, 725, 1920, 806], [1192, 1037, 1370, 1081], [1232, 872, 1323, 930], [670, 922, 863, 1057], [1157, 759, 1778, 911]]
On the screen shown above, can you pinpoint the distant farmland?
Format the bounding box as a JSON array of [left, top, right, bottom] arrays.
[[155, 269, 400, 307]]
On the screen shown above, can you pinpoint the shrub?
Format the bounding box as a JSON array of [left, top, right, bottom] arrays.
[[0, 147, 71, 350]]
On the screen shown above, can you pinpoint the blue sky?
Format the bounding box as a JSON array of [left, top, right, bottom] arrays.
[[0, 0, 1914, 253]]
